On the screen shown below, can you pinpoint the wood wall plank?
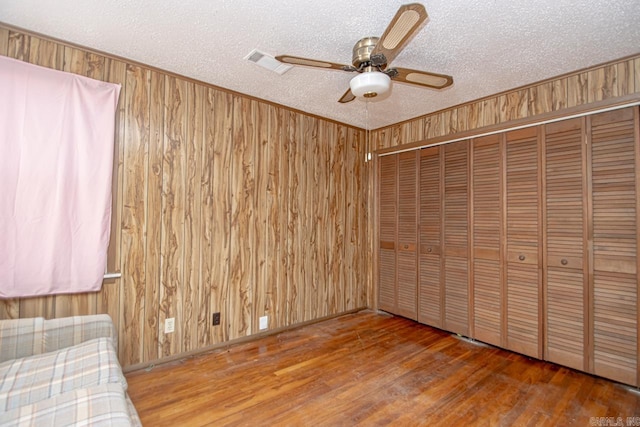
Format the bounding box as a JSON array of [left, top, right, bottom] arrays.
[[300, 115, 315, 321], [266, 105, 285, 328], [528, 83, 553, 116], [456, 105, 470, 133], [28, 37, 61, 69], [209, 89, 233, 345], [567, 73, 588, 108], [276, 108, 291, 328], [401, 120, 423, 144], [468, 101, 483, 130], [424, 115, 444, 140], [159, 76, 187, 356], [193, 86, 214, 348], [345, 127, 360, 311], [617, 60, 634, 96], [351, 128, 367, 308], [0, 28, 9, 55], [315, 118, 330, 318], [482, 97, 500, 128], [197, 86, 214, 349], [183, 82, 204, 351], [253, 102, 269, 331], [8, 31, 30, 60], [443, 109, 458, 135], [360, 131, 371, 309], [142, 70, 164, 362], [334, 125, 347, 313], [551, 78, 568, 112], [499, 89, 528, 123], [229, 96, 254, 339], [120, 64, 150, 366], [286, 112, 302, 324]]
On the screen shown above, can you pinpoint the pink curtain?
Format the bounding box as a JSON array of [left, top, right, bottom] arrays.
[[0, 55, 121, 298]]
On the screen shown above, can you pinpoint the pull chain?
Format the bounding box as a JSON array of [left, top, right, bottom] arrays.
[[365, 100, 370, 162]]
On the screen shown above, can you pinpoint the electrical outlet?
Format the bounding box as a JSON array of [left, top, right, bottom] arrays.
[[259, 315, 268, 331], [164, 317, 175, 334], [212, 312, 221, 326]]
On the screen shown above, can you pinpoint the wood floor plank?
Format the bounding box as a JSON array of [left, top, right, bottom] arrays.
[[126, 311, 640, 426]]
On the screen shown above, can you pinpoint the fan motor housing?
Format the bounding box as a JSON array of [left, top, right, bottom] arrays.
[[352, 37, 382, 68]]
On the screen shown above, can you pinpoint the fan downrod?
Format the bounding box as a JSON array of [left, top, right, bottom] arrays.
[[352, 37, 387, 69]]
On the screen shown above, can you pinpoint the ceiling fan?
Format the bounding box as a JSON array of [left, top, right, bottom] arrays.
[[276, 3, 453, 103]]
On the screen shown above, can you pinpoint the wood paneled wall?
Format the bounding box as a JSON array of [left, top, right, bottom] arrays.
[[0, 25, 370, 367], [371, 54, 640, 149]]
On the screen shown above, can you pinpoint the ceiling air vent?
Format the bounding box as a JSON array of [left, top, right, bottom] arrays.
[[244, 49, 292, 75]]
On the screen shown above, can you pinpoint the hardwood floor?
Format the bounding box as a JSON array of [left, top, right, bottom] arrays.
[[126, 311, 640, 426]]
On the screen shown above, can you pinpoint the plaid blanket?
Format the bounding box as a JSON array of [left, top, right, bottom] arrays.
[[0, 337, 127, 411], [0, 315, 117, 364], [0, 315, 140, 426], [0, 318, 46, 363], [0, 383, 133, 427]]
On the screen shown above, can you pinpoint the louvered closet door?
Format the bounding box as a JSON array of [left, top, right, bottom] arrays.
[[505, 127, 541, 358], [396, 151, 418, 320], [443, 141, 470, 335], [378, 154, 397, 313], [472, 135, 503, 346], [544, 118, 587, 371], [590, 107, 638, 386], [419, 147, 442, 327]]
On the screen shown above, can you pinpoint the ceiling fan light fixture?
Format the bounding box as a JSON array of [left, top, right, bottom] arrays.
[[350, 71, 391, 99]]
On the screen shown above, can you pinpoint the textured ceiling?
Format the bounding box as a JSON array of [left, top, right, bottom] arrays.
[[1, 1, 639, 129]]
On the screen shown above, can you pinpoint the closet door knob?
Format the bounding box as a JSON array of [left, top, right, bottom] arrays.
[[561, 259, 568, 265], [427, 247, 432, 253], [519, 255, 525, 261], [403, 244, 409, 250]]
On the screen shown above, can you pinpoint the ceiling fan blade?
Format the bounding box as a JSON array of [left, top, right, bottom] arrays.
[[391, 67, 453, 89], [276, 55, 352, 71], [338, 88, 356, 103], [371, 3, 428, 66]]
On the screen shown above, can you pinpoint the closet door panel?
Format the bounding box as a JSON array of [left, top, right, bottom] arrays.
[[443, 141, 469, 335], [505, 128, 541, 358], [544, 118, 586, 371], [397, 251, 417, 319], [445, 256, 469, 333], [590, 108, 638, 386], [419, 147, 442, 327], [473, 259, 501, 343], [379, 247, 396, 312], [592, 272, 636, 384], [396, 151, 418, 320], [546, 269, 584, 368], [378, 155, 397, 313], [472, 135, 502, 346], [506, 263, 540, 356]]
